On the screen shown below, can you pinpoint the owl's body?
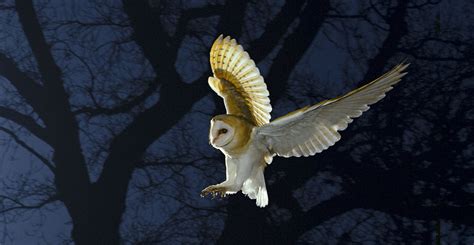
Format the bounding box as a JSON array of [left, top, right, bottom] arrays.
[[207, 115, 272, 206], [202, 35, 409, 207]]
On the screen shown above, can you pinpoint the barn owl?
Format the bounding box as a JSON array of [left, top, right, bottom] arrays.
[[201, 35, 408, 207]]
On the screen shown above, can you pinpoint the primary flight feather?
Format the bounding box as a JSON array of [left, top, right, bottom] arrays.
[[201, 35, 408, 207]]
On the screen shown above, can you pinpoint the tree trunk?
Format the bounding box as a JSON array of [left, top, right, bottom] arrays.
[[69, 185, 127, 244], [217, 195, 270, 245]]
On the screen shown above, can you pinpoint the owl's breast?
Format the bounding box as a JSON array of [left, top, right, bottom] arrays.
[[228, 135, 271, 167], [219, 136, 252, 157]]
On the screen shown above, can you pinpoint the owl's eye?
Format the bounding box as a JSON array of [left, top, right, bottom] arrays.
[[218, 128, 228, 134]]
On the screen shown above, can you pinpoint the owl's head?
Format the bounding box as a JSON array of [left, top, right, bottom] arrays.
[[209, 115, 253, 150], [209, 118, 235, 148]]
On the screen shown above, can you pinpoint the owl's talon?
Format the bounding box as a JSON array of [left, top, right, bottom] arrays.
[[201, 185, 228, 199]]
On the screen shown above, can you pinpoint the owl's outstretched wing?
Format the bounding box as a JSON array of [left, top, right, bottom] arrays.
[[256, 63, 409, 158], [209, 35, 272, 126]]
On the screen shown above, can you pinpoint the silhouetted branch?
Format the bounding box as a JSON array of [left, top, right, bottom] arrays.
[[0, 52, 47, 117], [363, 0, 408, 82], [279, 194, 356, 242], [174, 4, 224, 43], [73, 80, 158, 116], [0, 106, 50, 144], [266, 0, 331, 102], [247, 0, 305, 62], [15, 0, 65, 90], [0, 193, 58, 214], [0, 0, 471, 243], [0, 126, 54, 171]]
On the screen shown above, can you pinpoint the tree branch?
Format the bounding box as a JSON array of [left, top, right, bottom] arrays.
[[73, 80, 158, 116], [173, 4, 224, 43], [14, 2, 92, 237], [0, 126, 54, 171], [362, 0, 408, 83], [278, 194, 357, 242], [0, 52, 47, 117], [0, 106, 50, 144], [278, 188, 474, 242], [0, 193, 58, 214], [121, 0, 172, 73], [90, 0, 251, 237], [15, 0, 66, 90], [247, 0, 306, 62], [101, 0, 251, 190], [377, 204, 474, 226], [266, 0, 331, 102], [214, 0, 247, 38]]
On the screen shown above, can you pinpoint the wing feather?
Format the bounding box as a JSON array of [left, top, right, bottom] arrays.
[[257, 63, 409, 158], [209, 35, 272, 126]]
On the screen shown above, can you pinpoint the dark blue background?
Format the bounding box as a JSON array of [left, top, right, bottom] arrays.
[[0, 0, 472, 244]]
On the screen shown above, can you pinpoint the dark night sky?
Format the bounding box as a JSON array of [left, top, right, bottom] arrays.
[[0, 0, 473, 244]]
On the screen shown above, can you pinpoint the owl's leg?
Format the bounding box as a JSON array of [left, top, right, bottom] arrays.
[[221, 156, 238, 186], [201, 157, 238, 198], [201, 156, 256, 198], [231, 157, 255, 192]]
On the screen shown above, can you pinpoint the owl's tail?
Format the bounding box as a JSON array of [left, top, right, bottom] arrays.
[[241, 165, 269, 207]]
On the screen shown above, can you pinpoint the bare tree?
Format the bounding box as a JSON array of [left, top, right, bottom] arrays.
[[0, 0, 472, 244]]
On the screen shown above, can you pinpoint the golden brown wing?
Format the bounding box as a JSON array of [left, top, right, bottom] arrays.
[[256, 63, 409, 157], [209, 35, 272, 126]]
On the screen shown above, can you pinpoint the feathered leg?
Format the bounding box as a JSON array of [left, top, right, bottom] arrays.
[[201, 156, 239, 197]]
